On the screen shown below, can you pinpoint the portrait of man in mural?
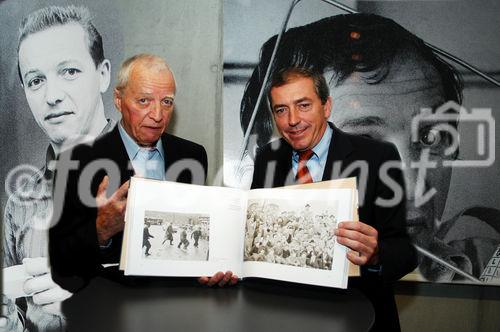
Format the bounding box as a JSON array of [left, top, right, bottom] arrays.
[[2, 5, 114, 331], [233, 13, 500, 283]]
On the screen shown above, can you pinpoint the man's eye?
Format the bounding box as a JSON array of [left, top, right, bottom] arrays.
[[418, 126, 455, 154], [298, 103, 311, 110], [162, 99, 173, 107], [61, 68, 81, 80], [138, 98, 149, 105], [27, 77, 45, 89], [420, 128, 441, 147], [341, 127, 381, 141], [274, 107, 287, 115]]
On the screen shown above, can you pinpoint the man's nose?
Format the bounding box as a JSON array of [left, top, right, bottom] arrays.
[[288, 108, 300, 126], [392, 138, 423, 202], [403, 166, 419, 201], [45, 79, 64, 106], [400, 148, 433, 207], [149, 101, 163, 122]]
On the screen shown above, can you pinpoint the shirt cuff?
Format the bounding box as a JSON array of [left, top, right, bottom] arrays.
[[99, 238, 113, 249], [365, 264, 383, 276]]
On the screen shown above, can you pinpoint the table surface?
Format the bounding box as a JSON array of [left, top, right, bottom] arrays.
[[63, 276, 374, 332]]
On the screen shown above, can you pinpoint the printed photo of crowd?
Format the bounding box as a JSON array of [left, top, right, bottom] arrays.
[[142, 211, 210, 261], [244, 200, 338, 270]]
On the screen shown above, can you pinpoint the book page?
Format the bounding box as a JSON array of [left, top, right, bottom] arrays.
[[285, 178, 360, 277], [121, 177, 246, 277], [120, 178, 136, 270], [242, 187, 354, 288]]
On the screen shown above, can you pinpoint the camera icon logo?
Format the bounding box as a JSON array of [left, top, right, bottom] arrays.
[[411, 101, 495, 167]]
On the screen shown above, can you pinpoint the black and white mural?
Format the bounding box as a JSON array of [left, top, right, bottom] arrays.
[[1, 1, 221, 330], [223, 0, 500, 285]]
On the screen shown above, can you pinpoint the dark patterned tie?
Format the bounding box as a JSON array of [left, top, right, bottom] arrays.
[[296, 149, 314, 184]]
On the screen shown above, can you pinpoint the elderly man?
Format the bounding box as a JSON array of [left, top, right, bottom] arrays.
[[251, 66, 417, 331], [2, 5, 114, 331], [241, 14, 500, 283], [49, 54, 236, 293]]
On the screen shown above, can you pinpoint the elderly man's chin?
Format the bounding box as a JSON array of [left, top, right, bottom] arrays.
[[138, 128, 166, 146]]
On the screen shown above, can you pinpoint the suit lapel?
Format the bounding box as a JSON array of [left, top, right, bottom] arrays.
[[322, 123, 353, 181], [105, 126, 135, 181], [273, 139, 295, 187], [161, 134, 175, 170]]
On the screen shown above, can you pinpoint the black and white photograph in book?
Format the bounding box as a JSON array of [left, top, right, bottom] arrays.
[[142, 211, 210, 261], [244, 199, 339, 270]]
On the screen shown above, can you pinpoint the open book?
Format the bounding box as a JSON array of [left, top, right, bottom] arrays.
[[120, 177, 358, 288]]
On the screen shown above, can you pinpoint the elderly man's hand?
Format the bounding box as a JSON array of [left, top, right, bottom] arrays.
[[335, 221, 379, 265], [95, 176, 129, 246], [22, 257, 72, 316], [198, 271, 239, 287]]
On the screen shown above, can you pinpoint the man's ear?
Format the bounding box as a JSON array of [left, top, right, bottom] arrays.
[[113, 88, 122, 113], [324, 96, 332, 119], [98, 59, 111, 93]]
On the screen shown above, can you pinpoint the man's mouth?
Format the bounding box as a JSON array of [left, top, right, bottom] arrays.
[[286, 127, 308, 137], [45, 111, 74, 122], [406, 216, 426, 227], [144, 126, 163, 131], [405, 214, 430, 237]]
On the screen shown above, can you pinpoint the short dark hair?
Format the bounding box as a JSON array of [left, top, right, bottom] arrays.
[[241, 13, 463, 147], [269, 67, 330, 106], [17, 5, 105, 84]]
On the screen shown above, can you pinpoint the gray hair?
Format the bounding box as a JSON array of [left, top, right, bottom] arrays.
[[115, 53, 176, 91], [17, 5, 105, 83]]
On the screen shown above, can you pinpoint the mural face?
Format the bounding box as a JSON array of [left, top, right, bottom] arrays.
[[329, 56, 452, 251], [18, 23, 110, 149]]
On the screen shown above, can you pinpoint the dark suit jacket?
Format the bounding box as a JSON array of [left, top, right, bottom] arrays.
[[49, 126, 207, 292], [251, 124, 417, 331]]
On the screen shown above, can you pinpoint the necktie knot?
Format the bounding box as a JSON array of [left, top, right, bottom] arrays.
[[298, 149, 314, 162], [136, 148, 163, 180], [139, 148, 158, 160]]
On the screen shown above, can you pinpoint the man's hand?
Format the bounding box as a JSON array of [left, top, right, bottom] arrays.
[[22, 257, 72, 315], [0, 295, 22, 332], [95, 176, 129, 245], [198, 271, 238, 287], [335, 221, 379, 265]]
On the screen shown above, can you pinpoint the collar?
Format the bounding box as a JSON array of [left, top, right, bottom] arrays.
[[292, 124, 333, 161], [118, 121, 164, 160], [101, 118, 116, 135]]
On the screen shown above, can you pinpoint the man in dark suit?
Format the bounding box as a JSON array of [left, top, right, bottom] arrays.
[[251, 67, 417, 331], [143, 224, 154, 257], [49, 54, 236, 292]]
